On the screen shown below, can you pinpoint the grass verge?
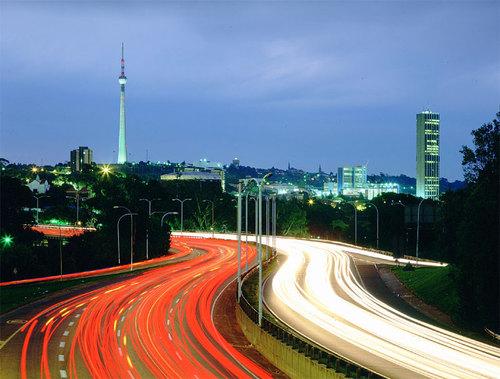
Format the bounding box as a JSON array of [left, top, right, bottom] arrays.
[[391, 265, 459, 318]]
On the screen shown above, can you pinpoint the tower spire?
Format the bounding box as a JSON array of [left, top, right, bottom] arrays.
[[117, 43, 128, 164], [120, 42, 125, 77]]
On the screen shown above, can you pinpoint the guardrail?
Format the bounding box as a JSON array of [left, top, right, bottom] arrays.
[[238, 264, 384, 379]]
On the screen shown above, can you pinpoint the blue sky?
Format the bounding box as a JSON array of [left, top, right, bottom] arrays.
[[1, 1, 498, 180]]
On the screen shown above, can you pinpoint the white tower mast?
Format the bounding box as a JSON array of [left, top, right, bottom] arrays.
[[117, 43, 128, 164]]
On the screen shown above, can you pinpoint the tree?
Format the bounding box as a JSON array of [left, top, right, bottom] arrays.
[[441, 112, 499, 331], [277, 199, 308, 237]]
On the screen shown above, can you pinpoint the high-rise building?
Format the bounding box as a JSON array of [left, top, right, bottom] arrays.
[[416, 110, 440, 199], [338, 165, 367, 193], [70, 146, 93, 172], [117, 43, 128, 164]]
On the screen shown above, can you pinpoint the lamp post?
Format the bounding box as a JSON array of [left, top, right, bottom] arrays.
[[116, 212, 132, 265], [242, 174, 272, 325], [159, 211, 178, 228], [140, 198, 160, 260], [59, 226, 63, 281], [172, 198, 191, 234], [244, 194, 249, 272], [271, 194, 277, 257], [33, 194, 49, 224], [236, 174, 272, 326], [114, 206, 136, 270], [343, 202, 358, 245], [202, 199, 216, 237], [66, 188, 89, 225], [265, 196, 270, 260], [249, 196, 258, 273], [416, 198, 427, 263], [236, 182, 242, 299], [366, 202, 380, 249], [416, 198, 441, 263]]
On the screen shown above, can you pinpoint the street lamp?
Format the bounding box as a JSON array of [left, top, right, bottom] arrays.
[[159, 211, 178, 228], [265, 196, 270, 260], [237, 173, 272, 325], [33, 194, 49, 224], [66, 188, 89, 225], [416, 198, 434, 263], [203, 199, 222, 237], [140, 198, 160, 260], [114, 206, 136, 270], [342, 201, 358, 245], [271, 194, 277, 257], [248, 195, 258, 273], [172, 198, 191, 234], [365, 202, 380, 249]]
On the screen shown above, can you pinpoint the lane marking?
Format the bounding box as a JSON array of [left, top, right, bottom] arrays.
[[175, 351, 182, 360], [0, 325, 24, 350], [58, 354, 65, 362], [63, 331, 69, 336], [59, 341, 65, 348], [60, 369, 68, 378], [68, 321, 74, 327], [6, 319, 27, 325], [117, 329, 121, 337]]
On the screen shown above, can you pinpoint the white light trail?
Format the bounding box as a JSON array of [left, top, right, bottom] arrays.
[[178, 233, 500, 378]]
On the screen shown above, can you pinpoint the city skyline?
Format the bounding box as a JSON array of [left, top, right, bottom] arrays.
[[1, 2, 499, 180]]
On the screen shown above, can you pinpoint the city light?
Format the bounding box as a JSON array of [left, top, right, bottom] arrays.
[[1, 234, 13, 247], [48, 218, 70, 226], [100, 164, 112, 177], [307, 199, 314, 206]]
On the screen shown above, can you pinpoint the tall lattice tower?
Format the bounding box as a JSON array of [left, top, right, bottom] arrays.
[[117, 43, 128, 164]]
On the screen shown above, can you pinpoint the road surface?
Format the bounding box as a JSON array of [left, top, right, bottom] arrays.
[[0, 237, 271, 379], [180, 233, 500, 378], [264, 238, 500, 378]]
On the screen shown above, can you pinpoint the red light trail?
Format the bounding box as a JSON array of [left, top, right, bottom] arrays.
[[9, 238, 271, 378]]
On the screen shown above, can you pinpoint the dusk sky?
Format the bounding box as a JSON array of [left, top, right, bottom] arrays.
[[1, 1, 498, 180]]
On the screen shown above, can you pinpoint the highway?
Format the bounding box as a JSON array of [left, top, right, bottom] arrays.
[[0, 237, 271, 379], [180, 233, 500, 378], [265, 238, 500, 379]]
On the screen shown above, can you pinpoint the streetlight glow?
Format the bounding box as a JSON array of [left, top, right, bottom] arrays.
[[1, 235, 13, 247], [100, 164, 112, 176]]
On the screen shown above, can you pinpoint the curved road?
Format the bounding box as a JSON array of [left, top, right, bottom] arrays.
[[264, 238, 500, 379], [1, 237, 271, 379]]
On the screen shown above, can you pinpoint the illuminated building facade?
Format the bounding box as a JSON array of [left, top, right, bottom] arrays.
[[70, 146, 93, 172], [416, 110, 440, 199], [338, 165, 367, 193]]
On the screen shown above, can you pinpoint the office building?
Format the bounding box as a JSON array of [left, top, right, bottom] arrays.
[[70, 146, 93, 172], [416, 110, 440, 199], [338, 165, 367, 193]]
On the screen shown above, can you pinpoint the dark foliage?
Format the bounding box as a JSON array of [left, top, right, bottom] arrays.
[[440, 112, 499, 331]]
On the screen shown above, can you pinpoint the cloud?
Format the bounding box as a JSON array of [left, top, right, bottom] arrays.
[[0, 1, 498, 179]]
